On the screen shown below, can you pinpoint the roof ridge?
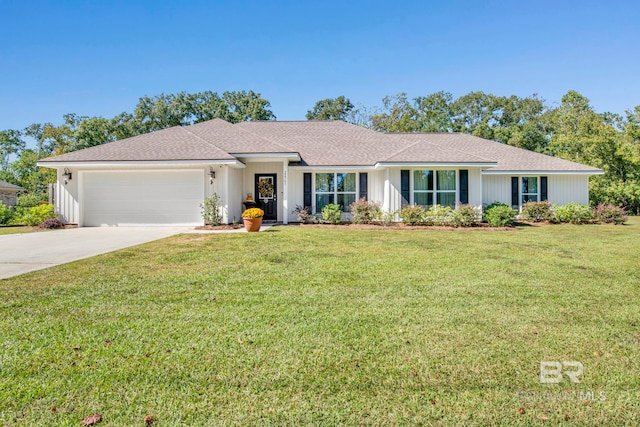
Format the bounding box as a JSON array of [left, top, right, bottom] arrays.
[[180, 126, 233, 156], [382, 135, 494, 163], [231, 123, 298, 152]]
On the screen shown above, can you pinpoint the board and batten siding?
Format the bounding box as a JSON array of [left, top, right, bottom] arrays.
[[482, 175, 512, 207], [548, 175, 589, 205], [56, 167, 80, 224], [482, 174, 591, 207], [287, 169, 305, 223]]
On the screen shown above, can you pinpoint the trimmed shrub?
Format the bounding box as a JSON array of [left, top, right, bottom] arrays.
[[593, 204, 628, 225], [452, 204, 481, 227], [424, 205, 455, 226], [39, 218, 66, 229], [374, 211, 395, 226], [11, 204, 56, 226], [349, 198, 381, 224], [321, 203, 342, 224], [521, 201, 554, 222], [0, 201, 13, 225], [554, 203, 593, 224], [485, 204, 517, 227], [201, 193, 223, 225], [399, 205, 427, 225], [16, 193, 46, 208]]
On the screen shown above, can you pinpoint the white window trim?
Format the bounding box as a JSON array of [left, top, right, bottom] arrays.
[[313, 172, 359, 213], [410, 169, 459, 208], [520, 176, 540, 205]]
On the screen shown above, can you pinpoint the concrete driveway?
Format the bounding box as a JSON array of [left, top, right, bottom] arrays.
[[0, 227, 190, 280]]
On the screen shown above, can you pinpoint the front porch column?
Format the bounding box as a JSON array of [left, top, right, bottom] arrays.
[[383, 168, 390, 213], [282, 161, 289, 224]]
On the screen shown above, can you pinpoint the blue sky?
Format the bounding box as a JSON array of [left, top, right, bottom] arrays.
[[1, 0, 638, 134]]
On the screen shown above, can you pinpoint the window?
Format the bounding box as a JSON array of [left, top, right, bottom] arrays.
[[412, 170, 457, 208], [522, 176, 538, 203], [315, 172, 356, 212]]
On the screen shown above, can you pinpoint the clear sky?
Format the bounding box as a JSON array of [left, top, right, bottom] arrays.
[[1, 0, 638, 133]]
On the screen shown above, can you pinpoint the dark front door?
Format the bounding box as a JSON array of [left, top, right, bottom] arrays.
[[255, 174, 277, 221]]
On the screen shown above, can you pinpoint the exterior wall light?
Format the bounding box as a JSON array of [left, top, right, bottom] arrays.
[[62, 168, 72, 185]]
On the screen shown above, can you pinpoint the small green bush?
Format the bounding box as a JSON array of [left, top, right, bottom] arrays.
[[485, 204, 517, 227], [349, 198, 381, 224], [399, 205, 427, 225], [11, 204, 56, 226], [593, 203, 628, 224], [0, 201, 13, 225], [201, 193, 223, 225], [424, 205, 455, 226], [374, 211, 395, 226], [554, 203, 593, 224], [16, 193, 46, 208], [452, 204, 481, 227], [521, 201, 554, 222], [321, 203, 342, 224]]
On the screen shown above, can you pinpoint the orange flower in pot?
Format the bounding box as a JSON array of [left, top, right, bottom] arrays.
[[241, 208, 264, 232]]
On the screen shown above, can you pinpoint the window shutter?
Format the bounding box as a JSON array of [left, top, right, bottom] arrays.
[[459, 170, 469, 205], [359, 173, 368, 200], [511, 176, 519, 208], [401, 170, 410, 206], [303, 173, 312, 208], [540, 176, 548, 201]]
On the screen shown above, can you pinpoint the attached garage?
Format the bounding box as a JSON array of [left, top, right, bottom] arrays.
[[81, 170, 204, 226]]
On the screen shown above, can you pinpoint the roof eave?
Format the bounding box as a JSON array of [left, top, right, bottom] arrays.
[[482, 169, 604, 175], [36, 159, 242, 168]]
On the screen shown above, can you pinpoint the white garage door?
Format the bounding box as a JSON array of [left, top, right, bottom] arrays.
[[82, 170, 204, 226]]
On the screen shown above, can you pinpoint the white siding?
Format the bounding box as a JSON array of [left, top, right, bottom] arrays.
[[482, 175, 512, 206], [482, 174, 591, 207], [227, 167, 244, 223], [287, 169, 305, 223], [548, 175, 590, 205], [56, 168, 80, 224], [368, 170, 386, 208]]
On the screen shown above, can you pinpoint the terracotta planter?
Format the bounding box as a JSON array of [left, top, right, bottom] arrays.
[[243, 217, 262, 232]]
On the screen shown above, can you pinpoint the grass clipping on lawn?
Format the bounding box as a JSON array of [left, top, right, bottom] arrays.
[[1, 219, 639, 425]]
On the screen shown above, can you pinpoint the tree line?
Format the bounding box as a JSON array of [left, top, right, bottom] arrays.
[[1, 89, 639, 212]]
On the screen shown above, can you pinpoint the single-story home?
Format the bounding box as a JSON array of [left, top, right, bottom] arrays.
[[0, 180, 24, 207], [37, 119, 603, 226]]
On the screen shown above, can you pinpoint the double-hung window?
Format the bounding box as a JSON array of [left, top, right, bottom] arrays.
[[315, 172, 356, 212], [522, 177, 539, 203], [412, 170, 457, 208]]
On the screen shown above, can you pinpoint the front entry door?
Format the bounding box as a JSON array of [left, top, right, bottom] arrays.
[[255, 174, 277, 222]]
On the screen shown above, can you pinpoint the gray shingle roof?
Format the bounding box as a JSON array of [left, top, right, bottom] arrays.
[[403, 133, 602, 172], [38, 119, 603, 173], [40, 125, 235, 162], [0, 180, 24, 190]]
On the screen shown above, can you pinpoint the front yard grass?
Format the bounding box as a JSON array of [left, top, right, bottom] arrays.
[[0, 226, 46, 235], [1, 219, 639, 425]]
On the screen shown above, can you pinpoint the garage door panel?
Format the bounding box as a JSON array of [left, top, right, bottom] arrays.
[[82, 170, 204, 226]]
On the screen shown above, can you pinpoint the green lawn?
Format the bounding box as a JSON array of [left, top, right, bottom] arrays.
[[0, 226, 45, 235], [1, 220, 639, 426]]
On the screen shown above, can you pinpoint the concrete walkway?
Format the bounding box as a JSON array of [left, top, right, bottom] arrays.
[[0, 227, 190, 280]]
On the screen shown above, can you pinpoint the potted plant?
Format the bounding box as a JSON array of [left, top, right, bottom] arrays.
[[241, 207, 264, 232]]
